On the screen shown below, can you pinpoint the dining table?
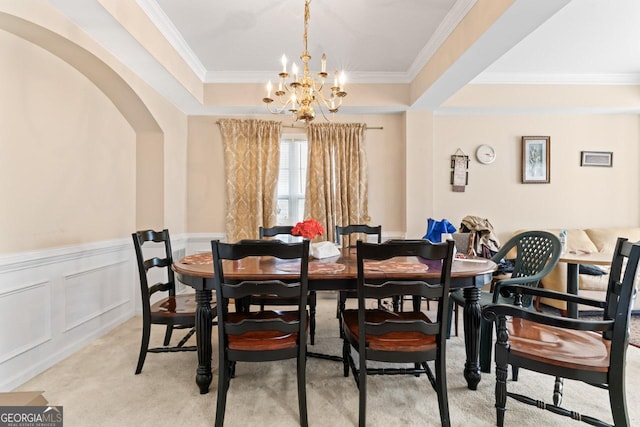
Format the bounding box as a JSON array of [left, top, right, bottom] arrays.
[[558, 250, 612, 318], [172, 248, 497, 394]]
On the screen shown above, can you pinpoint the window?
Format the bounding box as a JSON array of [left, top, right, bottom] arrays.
[[277, 137, 307, 225]]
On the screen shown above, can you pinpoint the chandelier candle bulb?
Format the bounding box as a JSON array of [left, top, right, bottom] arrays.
[[266, 81, 272, 98], [281, 54, 287, 73], [321, 53, 326, 73]]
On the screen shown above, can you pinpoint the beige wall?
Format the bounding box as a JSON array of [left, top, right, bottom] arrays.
[[0, 5, 191, 253], [431, 113, 640, 244], [187, 109, 640, 245], [0, 30, 136, 253], [186, 114, 407, 236]]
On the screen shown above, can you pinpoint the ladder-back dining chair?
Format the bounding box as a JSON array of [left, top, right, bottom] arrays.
[[335, 224, 383, 317], [211, 239, 310, 427], [132, 229, 216, 374], [342, 239, 455, 427], [257, 225, 317, 345], [482, 237, 640, 426]]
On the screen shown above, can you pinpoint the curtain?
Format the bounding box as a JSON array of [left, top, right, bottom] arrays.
[[219, 119, 281, 242], [305, 122, 369, 244]]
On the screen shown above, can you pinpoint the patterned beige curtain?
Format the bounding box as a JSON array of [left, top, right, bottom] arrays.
[[219, 119, 281, 242], [305, 123, 369, 244]]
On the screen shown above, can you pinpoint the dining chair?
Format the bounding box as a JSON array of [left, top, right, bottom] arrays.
[[482, 237, 640, 426], [211, 239, 310, 427], [257, 225, 317, 345], [342, 239, 455, 427], [132, 229, 215, 374], [335, 224, 383, 317], [451, 230, 561, 373]]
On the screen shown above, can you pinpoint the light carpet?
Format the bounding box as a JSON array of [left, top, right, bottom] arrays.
[[15, 296, 640, 426]]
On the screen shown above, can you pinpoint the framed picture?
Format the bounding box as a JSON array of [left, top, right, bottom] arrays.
[[521, 136, 550, 183], [580, 151, 612, 167]]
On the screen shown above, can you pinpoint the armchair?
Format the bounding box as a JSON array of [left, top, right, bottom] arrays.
[[482, 237, 640, 426]]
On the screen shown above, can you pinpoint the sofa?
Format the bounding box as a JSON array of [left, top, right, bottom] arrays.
[[512, 227, 640, 313]]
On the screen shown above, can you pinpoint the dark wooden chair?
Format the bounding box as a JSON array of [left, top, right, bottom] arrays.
[[211, 239, 310, 427], [132, 229, 215, 374], [257, 225, 317, 345], [335, 224, 383, 316], [482, 237, 640, 427], [451, 230, 561, 372], [342, 239, 455, 427]]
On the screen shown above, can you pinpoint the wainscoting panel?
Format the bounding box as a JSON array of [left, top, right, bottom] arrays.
[[63, 260, 131, 332], [0, 280, 51, 364], [0, 239, 135, 391]]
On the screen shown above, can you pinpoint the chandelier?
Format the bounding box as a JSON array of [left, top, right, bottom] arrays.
[[262, 0, 347, 123]]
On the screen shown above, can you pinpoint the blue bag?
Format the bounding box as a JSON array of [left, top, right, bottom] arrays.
[[422, 218, 456, 243]]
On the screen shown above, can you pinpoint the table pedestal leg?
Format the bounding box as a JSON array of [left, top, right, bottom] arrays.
[[195, 289, 213, 394], [463, 287, 481, 390], [566, 262, 579, 319]]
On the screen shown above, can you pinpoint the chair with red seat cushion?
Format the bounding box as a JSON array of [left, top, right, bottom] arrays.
[[211, 239, 310, 427], [132, 229, 215, 374], [342, 239, 454, 427]]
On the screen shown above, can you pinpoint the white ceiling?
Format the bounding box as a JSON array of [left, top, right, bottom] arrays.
[[46, 0, 640, 114]]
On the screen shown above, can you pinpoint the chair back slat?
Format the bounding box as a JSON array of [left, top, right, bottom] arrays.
[[259, 226, 294, 239], [221, 280, 301, 299], [225, 318, 300, 335], [365, 319, 440, 336], [363, 281, 444, 300]]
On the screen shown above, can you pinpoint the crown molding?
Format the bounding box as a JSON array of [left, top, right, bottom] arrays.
[[406, 0, 477, 81], [137, 0, 207, 80], [435, 106, 640, 116], [472, 72, 640, 85], [204, 70, 411, 84]]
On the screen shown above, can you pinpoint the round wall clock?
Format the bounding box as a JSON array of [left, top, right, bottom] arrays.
[[476, 144, 496, 164]]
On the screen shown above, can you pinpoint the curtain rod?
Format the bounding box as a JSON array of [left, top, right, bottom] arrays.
[[215, 121, 382, 130]]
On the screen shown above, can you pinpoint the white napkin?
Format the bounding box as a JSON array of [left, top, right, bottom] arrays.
[[310, 241, 341, 259]]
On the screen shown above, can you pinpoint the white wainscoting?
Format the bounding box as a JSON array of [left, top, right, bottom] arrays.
[[0, 239, 137, 391], [0, 230, 403, 391]]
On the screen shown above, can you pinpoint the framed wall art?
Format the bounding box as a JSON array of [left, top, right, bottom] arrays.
[[522, 136, 550, 184], [580, 151, 612, 167]]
